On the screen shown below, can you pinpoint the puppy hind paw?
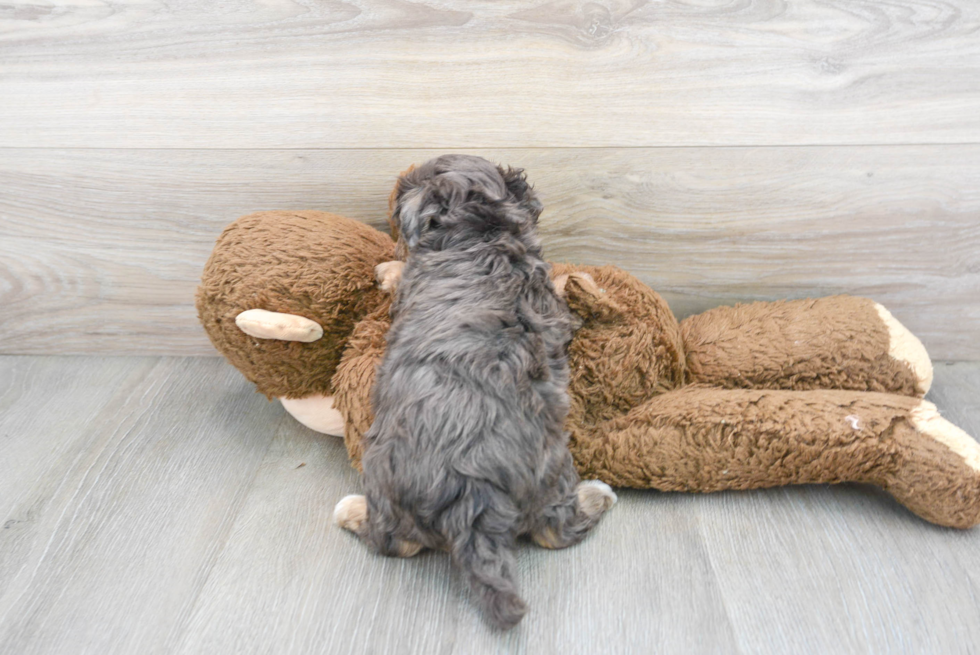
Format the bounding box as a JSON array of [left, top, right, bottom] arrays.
[[576, 480, 617, 517], [333, 494, 368, 534], [393, 539, 424, 558]]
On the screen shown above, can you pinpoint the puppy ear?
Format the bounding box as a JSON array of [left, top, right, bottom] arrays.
[[388, 164, 416, 244], [392, 181, 443, 251], [500, 166, 543, 223]]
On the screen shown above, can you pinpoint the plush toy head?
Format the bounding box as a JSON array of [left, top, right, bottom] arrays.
[[196, 211, 393, 399]]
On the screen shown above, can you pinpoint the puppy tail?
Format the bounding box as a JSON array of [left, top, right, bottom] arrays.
[[454, 529, 528, 630]]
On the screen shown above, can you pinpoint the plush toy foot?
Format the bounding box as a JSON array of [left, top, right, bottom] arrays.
[[873, 303, 933, 394], [680, 296, 932, 397], [883, 401, 980, 529], [279, 394, 345, 436], [578, 387, 980, 528]]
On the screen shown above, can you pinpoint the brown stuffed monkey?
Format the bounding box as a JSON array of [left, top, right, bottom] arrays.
[[197, 209, 980, 529]]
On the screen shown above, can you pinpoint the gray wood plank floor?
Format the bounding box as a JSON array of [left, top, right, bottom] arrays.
[[1, 356, 978, 654]]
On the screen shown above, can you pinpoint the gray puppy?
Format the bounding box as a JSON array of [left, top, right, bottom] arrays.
[[334, 155, 616, 630]]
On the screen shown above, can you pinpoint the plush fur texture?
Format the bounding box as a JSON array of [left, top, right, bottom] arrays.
[[681, 296, 924, 396], [330, 254, 979, 529], [196, 211, 393, 399], [196, 196, 980, 530], [577, 386, 980, 528], [345, 156, 613, 629]]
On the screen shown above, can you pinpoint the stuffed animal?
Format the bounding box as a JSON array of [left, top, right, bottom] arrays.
[[197, 210, 980, 529]]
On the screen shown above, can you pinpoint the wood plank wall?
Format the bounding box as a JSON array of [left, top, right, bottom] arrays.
[[1, 1, 978, 358]]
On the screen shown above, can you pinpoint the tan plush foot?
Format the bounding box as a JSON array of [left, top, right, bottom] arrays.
[[280, 395, 345, 436], [883, 401, 980, 528], [576, 480, 617, 517], [553, 271, 598, 298], [334, 494, 368, 533], [910, 401, 980, 471], [874, 303, 934, 395], [375, 261, 405, 293]]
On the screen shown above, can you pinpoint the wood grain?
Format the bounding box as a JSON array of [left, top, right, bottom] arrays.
[[2, 0, 980, 148], [699, 484, 980, 654], [2, 146, 978, 359], [0, 356, 978, 653], [176, 422, 738, 654], [0, 356, 282, 655], [0, 356, 159, 594], [697, 361, 980, 654]]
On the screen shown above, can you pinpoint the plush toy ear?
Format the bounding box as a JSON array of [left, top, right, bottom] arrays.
[[234, 309, 324, 342]]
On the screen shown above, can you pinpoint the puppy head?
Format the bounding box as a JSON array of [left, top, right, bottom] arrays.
[[389, 155, 542, 257]]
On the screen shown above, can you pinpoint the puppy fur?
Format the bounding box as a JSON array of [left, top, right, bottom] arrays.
[[334, 155, 615, 629]]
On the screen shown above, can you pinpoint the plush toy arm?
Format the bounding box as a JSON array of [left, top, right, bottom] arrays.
[[573, 386, 980, 528], [375, 261, 405, 293], [551, 268, 630, 324], [679, 296, 933, 397], [331, 301, 393, 469]]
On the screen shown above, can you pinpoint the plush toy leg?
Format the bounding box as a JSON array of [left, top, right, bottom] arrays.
[[890, 401, 980, 528], [279, 395, 345, 437], [574, 387, 980, 528], [679, 296, 932, 396]]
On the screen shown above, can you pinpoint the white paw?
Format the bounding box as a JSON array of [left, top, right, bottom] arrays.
[[579, 479, 617, 504], [576, 479, 617, 515], [334, 494, 368, 532]]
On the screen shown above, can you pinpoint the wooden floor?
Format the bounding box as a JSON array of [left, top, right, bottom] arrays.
[[1, 354, 978, 654]]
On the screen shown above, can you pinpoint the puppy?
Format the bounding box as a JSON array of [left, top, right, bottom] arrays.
[[334, 155, 616, 629]]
